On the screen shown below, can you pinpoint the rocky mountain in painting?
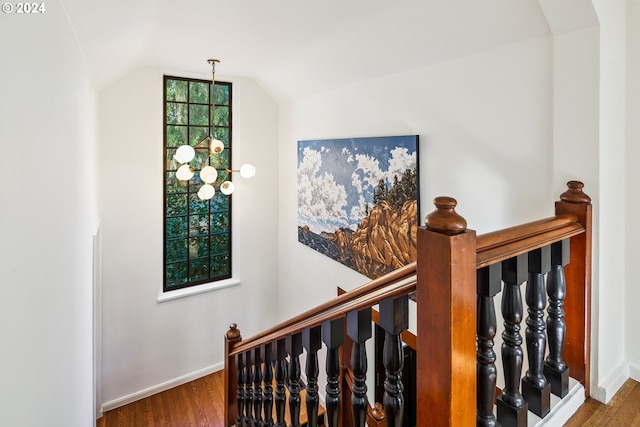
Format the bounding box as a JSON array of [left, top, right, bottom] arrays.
[[299, 199, 417, 279]]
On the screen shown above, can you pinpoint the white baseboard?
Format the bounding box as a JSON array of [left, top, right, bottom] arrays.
[[629, 361, 640, 382], [100, 362, 224, 413], [591, 362, 629, 403]]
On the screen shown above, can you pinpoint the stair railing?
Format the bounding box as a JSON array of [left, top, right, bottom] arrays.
[[223, 181, 592, 427]]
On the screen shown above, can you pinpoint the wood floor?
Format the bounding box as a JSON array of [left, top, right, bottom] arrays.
[[98, 371, 226, 427], [98, 371, 640, 427], [564, 379, 640, 427]]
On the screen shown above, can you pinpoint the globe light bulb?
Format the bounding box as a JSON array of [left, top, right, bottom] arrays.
[[173, 145, 195, 163], [210, 138, 225, 154], [239, 163, 256, 179], [200, 166, 217, 184], [197, 184, 215, 200], [176, 164, 194, 181], [220, 181, 235, 195]]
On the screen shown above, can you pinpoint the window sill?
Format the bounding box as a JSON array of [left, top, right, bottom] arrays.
[[157, 278, 241, 303]]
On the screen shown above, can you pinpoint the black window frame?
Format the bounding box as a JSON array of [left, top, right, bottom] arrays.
[[163, 75, 233, 292]]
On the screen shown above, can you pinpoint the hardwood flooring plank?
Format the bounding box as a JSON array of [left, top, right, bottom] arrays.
[[588, 379, 637, 426], [564, 379, 640, 426], [631, 408, 640, 427], [183, 381, 210, 426], [605, 381, 640, 427], [563, 398, 602, 427], [145, 392, 160, 427]]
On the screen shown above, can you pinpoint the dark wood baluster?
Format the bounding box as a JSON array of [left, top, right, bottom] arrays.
[[303, 326, 322, 427], [274, 338, 287, 427], [237, 352, 245, 427], [287, 332, 303, 427], [322, 318, 344, 427], [545, 239, 571, 397], [476, 264, 501, 427], [253, 347, 264, 426], [523, 247, 552, 417], [497, 254, 528, 427], [347, 308, 372, 427], [263, 342, 274, 426], [245, 350, 254, 426], [380, 295, 409, 427]]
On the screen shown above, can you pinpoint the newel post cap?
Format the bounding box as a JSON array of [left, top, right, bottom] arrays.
[[425, 196, 467, 234], [560, 180, 591, 204], [226, 323, 241, 340]]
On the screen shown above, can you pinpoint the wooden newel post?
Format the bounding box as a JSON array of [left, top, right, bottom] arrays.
[[224, 323, 242, 427], [555, 180, 592, 397], [417, 197, 476, 427]]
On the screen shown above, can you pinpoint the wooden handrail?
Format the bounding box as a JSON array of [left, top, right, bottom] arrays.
[[230, 213, 586, 357], [476, 213, 585, 269], [229, 263, 417, 356]]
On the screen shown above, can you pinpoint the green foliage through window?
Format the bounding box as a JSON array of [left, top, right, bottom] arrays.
[[163, 76, 232, 291]]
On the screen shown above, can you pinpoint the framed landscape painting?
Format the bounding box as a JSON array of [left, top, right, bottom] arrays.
[[297, 135, 419, 279]]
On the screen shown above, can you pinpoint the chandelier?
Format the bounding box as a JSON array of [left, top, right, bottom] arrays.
[[173, 59, 255, 200]]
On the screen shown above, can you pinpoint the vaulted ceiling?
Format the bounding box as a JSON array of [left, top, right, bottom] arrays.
[[61, 0, 596, 101]]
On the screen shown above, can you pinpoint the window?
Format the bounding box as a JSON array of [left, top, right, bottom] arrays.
[[163, 76, 232, 292]]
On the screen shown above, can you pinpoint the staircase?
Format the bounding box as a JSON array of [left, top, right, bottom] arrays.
[[222, 181, 593, 427]]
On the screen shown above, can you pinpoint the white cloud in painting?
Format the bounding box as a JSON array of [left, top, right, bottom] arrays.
[[387, 147, 416, 180], [298, 147, 348, 230], [352, 153, 385, 190], [342, 147, 354, 164], [298, 137, 417, 233]]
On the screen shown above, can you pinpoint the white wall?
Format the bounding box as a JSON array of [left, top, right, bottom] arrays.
[[549, 23, 603, 398], [551, 26, 600, 191], [98, 67, 280, 408], [625, 0, 640, 380], [0, 1, 98, 425], [590, 0, 629, 402], [278, 36, 554, 321]]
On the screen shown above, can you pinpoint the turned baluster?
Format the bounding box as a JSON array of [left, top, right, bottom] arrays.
[[380, 295, 409, 427], [287, 332, 303, 427], [237, 352, 246, 427], [274, 338, 287, 427], [303, 326, 322, 427], [263, 342, 274, 426], [347, 308, 372, 427], [545, 239, 571, 397], [476, 264, 501, 427], [322, 317, 344, 427], [245, 350, 254, 425], [523, 247, 551, 417], [253, 347, 264, 426], [497, 254, 528, 427]]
